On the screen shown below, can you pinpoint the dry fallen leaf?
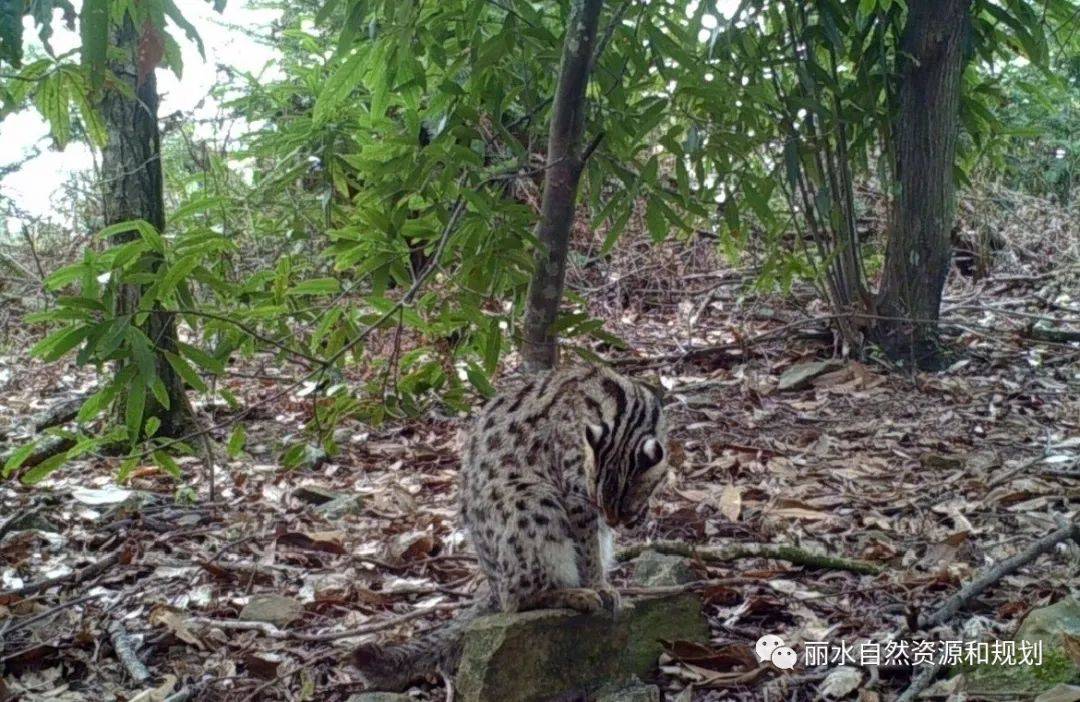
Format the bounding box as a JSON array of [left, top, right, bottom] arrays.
[[719, 484, 741, 522]]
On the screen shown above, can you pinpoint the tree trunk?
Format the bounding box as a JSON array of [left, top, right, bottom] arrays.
[[520, 0, 603, 372], [873, 0, 972, 368], [100, 19, 192, 438]]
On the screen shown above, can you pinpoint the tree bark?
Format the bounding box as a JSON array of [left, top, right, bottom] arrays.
[[100, 19, 192, 438], [873, 0, 972, 368], [520, 0, 603, 372]]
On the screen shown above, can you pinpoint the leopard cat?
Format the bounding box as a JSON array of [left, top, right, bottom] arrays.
[[353, 364, 669, 690]]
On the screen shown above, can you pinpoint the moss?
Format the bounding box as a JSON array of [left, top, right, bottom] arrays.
[[958, 649, 1080, 697]]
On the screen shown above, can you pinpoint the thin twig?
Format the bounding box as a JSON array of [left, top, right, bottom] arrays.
[[917, 521, 1079, 630]]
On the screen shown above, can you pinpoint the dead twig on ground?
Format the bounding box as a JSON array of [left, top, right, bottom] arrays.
[[109, 619, 151, 684], [895, 662, 943, 702], [917, 520, 1079, 630], [618, 540, 884, 575]]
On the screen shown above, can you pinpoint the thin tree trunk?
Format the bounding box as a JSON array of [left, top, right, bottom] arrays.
[[874, 0, 971, 368], [520, 0, 603, 372], [100, 19, 192, 438]]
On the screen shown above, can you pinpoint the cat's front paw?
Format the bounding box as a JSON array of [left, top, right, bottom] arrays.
[[596, 584, 622, 619]]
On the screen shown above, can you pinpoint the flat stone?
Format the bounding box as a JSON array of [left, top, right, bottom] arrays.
[[455, 594, 708, 702], [239, 594, 304, 627], [778, 360, 842, 391], [630, 551, 697, 587]]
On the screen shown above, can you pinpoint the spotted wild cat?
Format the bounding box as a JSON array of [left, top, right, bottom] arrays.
[[353, 364, 669, 689]]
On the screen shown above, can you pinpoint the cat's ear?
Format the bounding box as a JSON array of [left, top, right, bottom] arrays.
[[640, 437, 664, 466], [585, 423, 605, 451]]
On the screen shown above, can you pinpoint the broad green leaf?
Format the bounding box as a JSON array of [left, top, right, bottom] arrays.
[[125, 375, 147, 441], [227, 423, 246, 458], [153, 450, 182, 478], [165, 351, 209, 392], [31, 325, 91, 362], [20, 450, 70, 485], [3, 441, 36, 478], [286, 278, 342, 296]]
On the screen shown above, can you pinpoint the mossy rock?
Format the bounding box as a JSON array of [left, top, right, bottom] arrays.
[[957, 597, 1080, 698], [455, 594, 708, 702], [961, 648, 1080, 697]]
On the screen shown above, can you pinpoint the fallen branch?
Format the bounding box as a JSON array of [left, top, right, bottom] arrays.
[[1026, 324, 1080, 344], [0, 505, 42, 541], [190, 602, 459, 643], [895, 662, 943, 702], [986, 453, 1047, 488], [109, 619, 151, 684], [620, 577, 751, 598], [617, 540, 884, 575], [917, 520, 1079, 630]]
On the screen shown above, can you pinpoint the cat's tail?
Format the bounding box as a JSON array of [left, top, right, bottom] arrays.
[[351, 594, 496, 691]]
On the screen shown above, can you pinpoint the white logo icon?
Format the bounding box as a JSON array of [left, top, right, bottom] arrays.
[[756, 634, 798, 670], [756, 634, 785, 663], [771, 646, 798, 670]]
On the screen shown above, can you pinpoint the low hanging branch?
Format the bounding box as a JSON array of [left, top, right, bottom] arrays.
[[617, 540, 884, 576]]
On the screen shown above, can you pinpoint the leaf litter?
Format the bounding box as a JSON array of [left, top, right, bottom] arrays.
[[0, 219, 1078, 701]]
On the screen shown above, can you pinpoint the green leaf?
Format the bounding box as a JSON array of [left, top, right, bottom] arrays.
[[153, 450, 181, 478], [117, 456, 139, 482], [227, 423, 246, 458], [161, 0, 205, 58], [30, 325, 92, 362], [314, 51, 367, 124], [3, 442, 36, 478], [20, 450, 70, 485], [465, 364, 495, 398], [165, 351, 208, 392], [144, 416, 161, 437], [286, 278, 341, 296], [125, 375, 147, 441], [644, 198, 667, 242], [45, 263, 89, 290], [80, 0, 109, 90], [77, 383, 118, 422], [179, 342, 224, 374]]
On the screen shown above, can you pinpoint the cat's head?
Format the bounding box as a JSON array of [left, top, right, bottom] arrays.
[[583, 373, 669, 528]]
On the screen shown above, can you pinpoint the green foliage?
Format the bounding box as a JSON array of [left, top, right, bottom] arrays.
[[4, 0, 1077, 484]]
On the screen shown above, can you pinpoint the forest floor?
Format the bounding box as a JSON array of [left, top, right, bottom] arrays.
[[1, 196, 1078, 701]]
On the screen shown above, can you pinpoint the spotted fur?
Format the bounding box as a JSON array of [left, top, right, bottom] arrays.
[[353, 365, 669, 689]]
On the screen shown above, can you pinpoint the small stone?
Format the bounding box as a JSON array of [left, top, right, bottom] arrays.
[[630, 551, 697, 587], [778, 360, 842, 391], [239, 595, 304, 627]]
